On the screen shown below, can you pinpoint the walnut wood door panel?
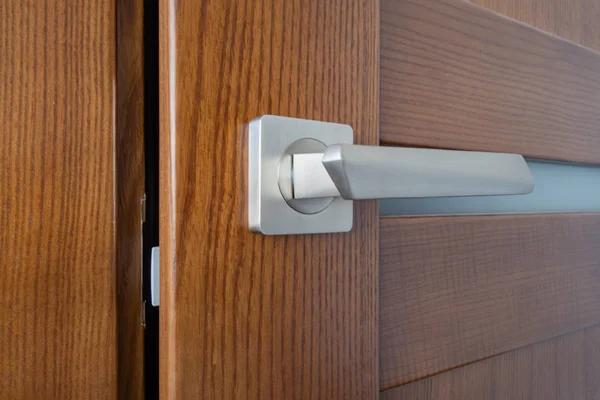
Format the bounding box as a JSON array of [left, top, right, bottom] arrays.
[[379, 214, 600, 390], [378, 0, 600, 397], [380, 0, 600, 164]]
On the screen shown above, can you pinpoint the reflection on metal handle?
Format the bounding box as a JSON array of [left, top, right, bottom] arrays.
[[292, 144, 534, 200]]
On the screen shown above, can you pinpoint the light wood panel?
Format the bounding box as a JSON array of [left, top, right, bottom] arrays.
[[471, 0, 600, 52], [380, 0, 600, 164], [0, 1, 117, 398], [116, 0, 145, 397], [159, 0, 378, 399], [379, 214, 600, 390], [381, 323, 600, 399]]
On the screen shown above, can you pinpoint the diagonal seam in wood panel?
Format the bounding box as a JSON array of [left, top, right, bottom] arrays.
[[382, 319, 600, 390], [381, 321, 600, 398], [379, 213, 600, 390], [466, 0, 600, 55], [469, 0, 600, 55], [380, 0, 600, 164]]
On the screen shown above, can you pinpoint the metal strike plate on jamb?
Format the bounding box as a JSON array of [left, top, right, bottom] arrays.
[[248, 115, 534, 235]]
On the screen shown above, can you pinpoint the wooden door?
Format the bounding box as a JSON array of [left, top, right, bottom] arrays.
[[0, 0, 146, 398], [160, 0, 600, 399], [0, 1, 124, 398], [159, 0, 378, 399], [379, 0, 600, 398]]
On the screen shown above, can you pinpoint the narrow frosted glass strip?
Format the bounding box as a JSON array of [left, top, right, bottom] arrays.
[[380, 160, 600, 216]]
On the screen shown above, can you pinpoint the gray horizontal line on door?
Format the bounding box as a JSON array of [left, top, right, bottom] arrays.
[[380, 159, 600, 216]]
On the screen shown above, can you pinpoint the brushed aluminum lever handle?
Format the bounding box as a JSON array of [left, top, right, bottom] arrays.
[[247, 114, 535, 234], [291, 144, 534, 200]]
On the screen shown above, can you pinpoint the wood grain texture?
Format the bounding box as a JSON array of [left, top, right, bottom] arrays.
[[159, 0, 378, 399], [116, 0, 145, 398], [471, 0, 600, 52], [0, 1, 117, 398], [380, 0, 600, 164], [381, 323, 600, 400], [379, 214, 600, 390]]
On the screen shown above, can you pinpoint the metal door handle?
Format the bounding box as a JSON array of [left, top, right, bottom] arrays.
[[291, 144, 533, 200], [248, 115, 535, 235]]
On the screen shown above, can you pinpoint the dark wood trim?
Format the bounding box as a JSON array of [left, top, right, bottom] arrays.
[[116, 0, 145, 397]]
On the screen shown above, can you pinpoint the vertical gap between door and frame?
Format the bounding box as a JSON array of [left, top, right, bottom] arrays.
[[143, 0, 160, 398]]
